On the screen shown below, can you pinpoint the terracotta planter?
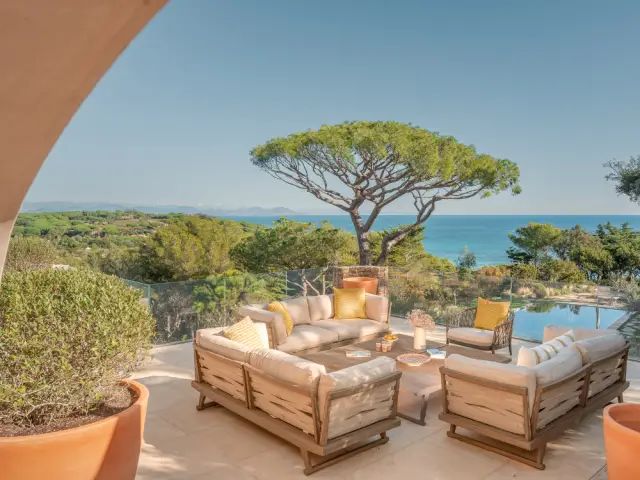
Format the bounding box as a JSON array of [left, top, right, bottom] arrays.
[[343, 276, 378, 295], [0, 380, 148, 480], [604, 403, 640, 480]]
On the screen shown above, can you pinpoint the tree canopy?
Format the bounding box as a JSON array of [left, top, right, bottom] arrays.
[[605, 155, 640, 204], [507, 223, 561, 266], [252, 121, 520, 265]]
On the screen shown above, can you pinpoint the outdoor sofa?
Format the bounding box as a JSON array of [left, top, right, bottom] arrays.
[[238, 293, 391, 353], [438, 325, 630, 469], [191, 323, 401, 475]]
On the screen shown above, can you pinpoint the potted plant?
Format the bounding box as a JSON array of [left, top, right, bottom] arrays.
[[407, 309, 435, 350], [0, 268, 154, 480], [343, 277, 379, 294]]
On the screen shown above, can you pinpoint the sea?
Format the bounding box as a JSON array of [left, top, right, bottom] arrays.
[[221, 215, 640, 266]]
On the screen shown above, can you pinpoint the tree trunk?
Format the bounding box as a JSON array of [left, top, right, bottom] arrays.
[[351, 213, 372, 266]]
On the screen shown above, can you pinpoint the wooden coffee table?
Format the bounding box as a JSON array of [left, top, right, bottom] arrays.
[[300, 333, 511, 426]]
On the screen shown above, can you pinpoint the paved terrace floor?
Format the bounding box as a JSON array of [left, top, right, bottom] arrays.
[[134, 318, 640, 480]]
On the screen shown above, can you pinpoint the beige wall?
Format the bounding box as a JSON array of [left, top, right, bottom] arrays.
[[0, 0, 168, 280]]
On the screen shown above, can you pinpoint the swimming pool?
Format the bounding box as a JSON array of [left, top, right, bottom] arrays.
[[513, 302, 627, 342]]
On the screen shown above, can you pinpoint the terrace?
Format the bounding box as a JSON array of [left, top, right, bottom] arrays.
[[134, 318, 640, 480]]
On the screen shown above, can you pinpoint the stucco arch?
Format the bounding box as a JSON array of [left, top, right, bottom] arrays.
[[0, 0, 168, 280]]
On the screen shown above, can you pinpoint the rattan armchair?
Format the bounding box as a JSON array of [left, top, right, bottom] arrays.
[[445, 307, 515, 355]]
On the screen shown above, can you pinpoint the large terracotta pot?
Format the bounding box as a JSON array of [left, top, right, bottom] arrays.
[[603, 403, 640, 480], [0, 380, 148, 480], [343, 276, 379, 295]]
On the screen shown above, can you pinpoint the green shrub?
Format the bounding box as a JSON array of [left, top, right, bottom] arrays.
[[0, 268, 154, 427], [5, 236, 59, 272], [531, 282, 548, 299], [510, 263, 539, 280]]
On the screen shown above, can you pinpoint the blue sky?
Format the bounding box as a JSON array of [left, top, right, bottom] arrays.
[[27, 0, 640, 214]]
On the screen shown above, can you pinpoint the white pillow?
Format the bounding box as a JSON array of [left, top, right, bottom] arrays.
[[517, 330, 575, 367]]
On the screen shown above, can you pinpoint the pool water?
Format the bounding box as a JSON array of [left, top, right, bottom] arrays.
[[513, 302, 627, 342]]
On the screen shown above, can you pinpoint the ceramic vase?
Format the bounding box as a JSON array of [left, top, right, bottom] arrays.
[[413, 326, 426, 350]]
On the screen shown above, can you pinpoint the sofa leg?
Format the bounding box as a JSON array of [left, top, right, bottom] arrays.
[[300, 434, 390, 476], [196, 394, 218, 411], [447, 428, 546, 470], [618, 394, 624, 403], [509, 343, 513, 356]]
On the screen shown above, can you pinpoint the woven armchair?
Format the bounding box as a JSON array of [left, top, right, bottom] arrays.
[[445, 307, 515, 355]]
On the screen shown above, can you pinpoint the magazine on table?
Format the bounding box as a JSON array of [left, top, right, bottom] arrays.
[[345, 350, 372, 358], [426, 348, 445, 360]]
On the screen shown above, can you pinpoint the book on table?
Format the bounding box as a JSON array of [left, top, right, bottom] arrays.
[[345, 350, 372, 358], [426, 349, 445, 360]]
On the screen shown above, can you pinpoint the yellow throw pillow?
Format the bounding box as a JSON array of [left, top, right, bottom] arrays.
[[474, 297, 510, 331], [268, 301, 293, 336], [333, 287, 366, 319], [224, 317, 264, 349]]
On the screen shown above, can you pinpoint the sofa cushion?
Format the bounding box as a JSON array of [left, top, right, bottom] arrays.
[[238, 305, 288, 346], [447, 327, 494, 347], [268, 301, 293, 335], [307, 295, 333, 322], [277, 324, 340, 353], [365, 293, 390, 324], [334, 287, 367, 319], [532, 345, 583, 386], [517, 331, 575, 368], [196, 328, 252, 363], [282, 296, 311, 325], [445, 354, 536, 417], [223, 317, 264, 349], [543, 325, 618, 343], [249, 348, 326, 387], [312, 318, 389, 341], [318, 357, 397, 439], [574, 334, 626, 363]]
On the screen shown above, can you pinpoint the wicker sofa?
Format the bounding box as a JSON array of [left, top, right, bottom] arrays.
[[438, 325, 630, 469], [192, 327, 401, 475], [238, 293, 391, 353]]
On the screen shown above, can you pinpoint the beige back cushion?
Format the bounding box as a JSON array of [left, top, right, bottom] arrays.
[[249, 348, 326, 387], [318, 357, 397, 439], [365, 293, 390, 323], [532, 345, 583, 386], [196, 328, 252, 363], [282, 297, 312, 325], [574, 334, 626, 363], [543, 325, 619, 343], [307, 295, 334, 322]]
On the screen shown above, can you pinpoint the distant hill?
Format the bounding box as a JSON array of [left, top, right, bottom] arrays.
[[21, 202, 299, 217]]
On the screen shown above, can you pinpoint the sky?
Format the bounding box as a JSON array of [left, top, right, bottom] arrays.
[[26, 0, 640, 215]]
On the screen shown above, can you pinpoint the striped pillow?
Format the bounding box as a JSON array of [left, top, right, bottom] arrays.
[[224, 317, 264, 349], [517, 330, 575, 367]]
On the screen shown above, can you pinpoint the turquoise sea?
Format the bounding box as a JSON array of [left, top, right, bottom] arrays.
[[222, 215, 640, 266]]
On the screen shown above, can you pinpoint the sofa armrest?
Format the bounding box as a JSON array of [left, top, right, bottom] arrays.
[[238, 305, 287, 347], [365, 293, 390, 324], [317, 357, 400, 443], [440, 354, 536, 437]]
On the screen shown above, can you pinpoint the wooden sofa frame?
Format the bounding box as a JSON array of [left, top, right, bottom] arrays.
[[438, 343, 630, 470], [192, 342, 402, 476], [446, 308, 515, 355]]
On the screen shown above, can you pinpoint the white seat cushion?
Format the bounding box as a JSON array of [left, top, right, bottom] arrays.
[[277, 324, 339, 353], [533, 345, 583, 385], [307, 295, 333, 322], [249, 348, 326, 387], [447, 327, 494, 347], [196, 328, 252, 362], [543, 325, 619, 343], [311, 318, 389, 341], [282, 297, 312, 325]]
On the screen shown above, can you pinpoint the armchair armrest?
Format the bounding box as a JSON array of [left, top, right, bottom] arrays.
[[238, 305, 287, 347], [492, 311, 515, 348], [445, 308, 476, 331]]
